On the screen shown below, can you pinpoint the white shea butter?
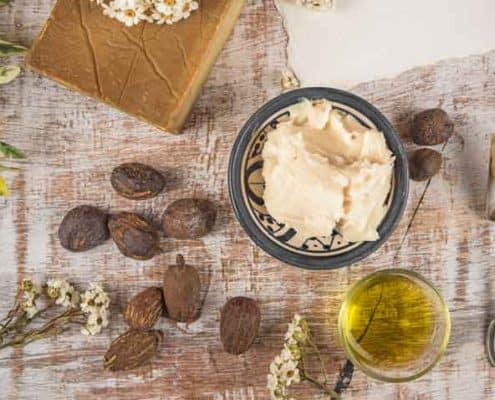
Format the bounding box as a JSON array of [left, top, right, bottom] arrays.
[[262, 99, 394, 242]]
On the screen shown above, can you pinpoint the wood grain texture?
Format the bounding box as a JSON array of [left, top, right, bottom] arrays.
[[0, 1, 495, 399]]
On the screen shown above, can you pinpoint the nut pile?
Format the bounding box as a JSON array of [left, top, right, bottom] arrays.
[[58, 162, 217, 260], [60, 161, 261, 371], [103, 268, 165, 371], [408, 108, 454, 181], [104, 255, 261, 371]]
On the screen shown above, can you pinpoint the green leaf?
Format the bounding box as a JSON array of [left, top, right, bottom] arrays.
[[0, 65, 20, 84], [0, 164, 20, 172], [0, 176, 9, 196], [0, 0, 12, 6], [0, 40, 26, 55], [0, 142, 26, 159]]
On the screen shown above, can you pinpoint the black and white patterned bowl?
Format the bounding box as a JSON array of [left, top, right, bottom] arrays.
[[228, 88, 409, 270]]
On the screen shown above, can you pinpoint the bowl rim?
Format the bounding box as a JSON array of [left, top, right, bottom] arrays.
[[337, 268, 451, 382], [228, 87, 409, 270]]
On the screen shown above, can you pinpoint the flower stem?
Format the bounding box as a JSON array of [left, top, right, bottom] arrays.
[[0, 308, 83, 350], [0, 304, 54, 338], [307, 333, 329, 384], [301, 372, 341, 399]]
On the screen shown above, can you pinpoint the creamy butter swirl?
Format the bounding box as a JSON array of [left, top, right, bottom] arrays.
[[262, 99, 394, 242]]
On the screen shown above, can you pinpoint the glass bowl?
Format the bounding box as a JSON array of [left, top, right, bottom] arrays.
[[338, 269, 451, 382]]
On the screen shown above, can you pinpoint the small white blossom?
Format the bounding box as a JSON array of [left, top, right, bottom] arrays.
[[82, 308, 109, 336], [21, 295, 38, 320], [20, 279, 41, 295], [280, 360, 301, 386], [280, 347, 293, 361], [80, 283, 110, 336], [19, 279, 41, 320], [46, 278, 80, 309]]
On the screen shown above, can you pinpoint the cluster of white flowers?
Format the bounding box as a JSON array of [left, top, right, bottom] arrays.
[[267, 314, 310, 400], [91, 0, 199, 27], [295, 0, 335, 10], [47, 278, 80, 308], [19, 279, 42, 320], [80, 283, 110, 336]]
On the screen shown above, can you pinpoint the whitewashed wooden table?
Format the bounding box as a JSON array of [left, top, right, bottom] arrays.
[[1, 1, 495, 399]]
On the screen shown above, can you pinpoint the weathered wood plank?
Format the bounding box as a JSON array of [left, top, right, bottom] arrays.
[[1, 0, 495, 399]]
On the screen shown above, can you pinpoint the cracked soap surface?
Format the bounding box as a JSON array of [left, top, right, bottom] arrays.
[[26, 0, 243, 133], [262, 99, 394, 242]]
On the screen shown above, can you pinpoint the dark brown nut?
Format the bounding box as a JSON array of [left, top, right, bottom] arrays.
[[108, 212, 160, 260], [124, 287, 164, 330], [104, 329, 163, 372], [111, 163, 165, 200], [58, 205, 109, 252], [163, 255, 202, 323], [220, 297, 261, 355], [408, 148, 442, 181], [161, 198, 216, 239], [411, 108, 454, 145]]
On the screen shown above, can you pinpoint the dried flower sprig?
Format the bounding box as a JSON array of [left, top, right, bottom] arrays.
[[267, 315, 349, 400], [91, 0, 199, 27], [80, 283, 110, 336], [0, 278, 111, 350]]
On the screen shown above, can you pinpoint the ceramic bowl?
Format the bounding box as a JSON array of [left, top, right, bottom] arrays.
[[228, 88, 409, 270]]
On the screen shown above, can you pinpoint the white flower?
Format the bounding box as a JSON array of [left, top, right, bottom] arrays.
[[82, 309, 109, 336], [21, 301, 38, 320], [19, 279, 41, 320], [267, 373, 278, 390], [285, 314, 309, 346], [280, 347, 293, 362], [20, 279, 41, 295], [270, 359, 281, 375], [80, 283, 110, 312], [91, 0, 199, 26], [279, 360, 300, 386], [47, 278, 80, 308], [81, 321, 101, 336], [80, 283, 110, 336]]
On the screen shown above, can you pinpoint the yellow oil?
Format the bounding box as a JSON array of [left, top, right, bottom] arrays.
[[341, 272, 437, 369]]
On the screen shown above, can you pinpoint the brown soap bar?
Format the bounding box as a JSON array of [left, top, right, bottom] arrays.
[[26, 0, 245, 133]]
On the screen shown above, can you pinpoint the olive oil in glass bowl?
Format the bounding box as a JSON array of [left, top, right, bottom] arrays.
[[338, 269, 450, 382]]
